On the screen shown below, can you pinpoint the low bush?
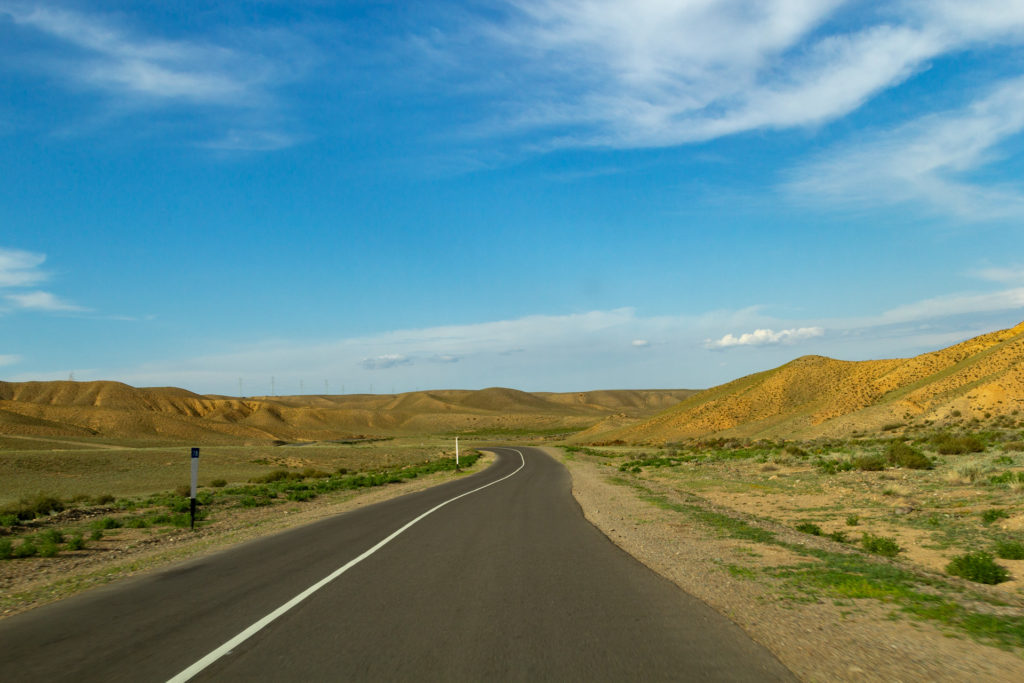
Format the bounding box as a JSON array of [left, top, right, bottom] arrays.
[[209, 479, 228, 488], [1, 494, 65, 521], [886, 441, 932, 469], [931, 432, 985, 455], [852, 453, 888, 471], [795, 522, 823, 535], [846, 514, 860, 526], [828, 530, 848, 543], [90, 517, 122, 530], [861, 533, 901, 557], [0, 538, 11, 559], [66, 534, 86, 551], [994, 540, 1024, 560], [92, 493, 116, 505], [946, 552, 1010, 584], [982, 508, 1010, 525]]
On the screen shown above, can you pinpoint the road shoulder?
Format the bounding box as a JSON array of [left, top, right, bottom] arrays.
[[551, 446, 1024, 682]]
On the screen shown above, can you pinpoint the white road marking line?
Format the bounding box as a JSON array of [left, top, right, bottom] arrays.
[[167, 449, 526, 683]]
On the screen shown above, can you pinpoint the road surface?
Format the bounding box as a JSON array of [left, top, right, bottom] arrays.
[[0, 446, 794, 681]]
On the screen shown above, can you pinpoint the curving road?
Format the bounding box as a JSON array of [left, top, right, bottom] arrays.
[[0, 446, 794, 682]]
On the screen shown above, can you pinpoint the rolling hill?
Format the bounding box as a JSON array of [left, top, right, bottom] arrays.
[[589, 320, 1024, 444], [0, 381, 696, 445]]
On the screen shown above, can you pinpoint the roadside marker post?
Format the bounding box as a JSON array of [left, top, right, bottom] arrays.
[[190, 447, 199, 530], [455, 437, 460, 471]]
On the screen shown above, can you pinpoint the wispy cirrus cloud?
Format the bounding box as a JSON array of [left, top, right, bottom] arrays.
[[0, 247, 46, 287], [449, 1, 1024, 149], [0, 2, 308, 147], [0, 246, 86, 314], [4, 290, 86, 312], [787, 76, 1024, 220]]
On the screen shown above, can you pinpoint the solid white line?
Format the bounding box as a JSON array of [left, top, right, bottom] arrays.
[[167, 449, 525, 683]]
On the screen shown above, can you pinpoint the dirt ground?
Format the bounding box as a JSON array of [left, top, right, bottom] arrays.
[[0, 453, 494, 618], [554, 446, 1024, 682]]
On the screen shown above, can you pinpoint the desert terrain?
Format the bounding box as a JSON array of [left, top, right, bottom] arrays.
[[3, 321, 1024, 679]]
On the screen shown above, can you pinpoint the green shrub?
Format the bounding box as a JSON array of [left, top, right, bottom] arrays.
[[37, 540, 59, 558], [846, 514, 860, 526], [66, 534, 86, 551], [0, 538, 11, 559], [982, 508, 1010, 525], [124, 517, 150, 529], [92, 493, 116, 505], [828, 530, 848, 543], [300, 468, 331, 479], [39, 528, 64, 545], [946, 552, 1010, 584], [12, 539, 38, 558], [861, 533, 901, 557], [783, 444, 809, 458], [852, 453, 888, 471], [1, 494, 65, 521], [210, 479, 228, 488], [0, 514, 19, 527], [287, 490, 316, 502], [795, 522, 823, 535], [994, 540, 1024, 560], [931, 433, 985, 454], [91, 517, 121, 530], [174, 484, 192, 497], [90, 529, 103, 541], [886, 441, 932, 469]]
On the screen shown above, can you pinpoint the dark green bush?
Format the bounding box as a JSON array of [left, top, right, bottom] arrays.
[[946, 552, 1010, 584], [795, 522, 823, 536], [846, 514, 860, 526], [861, 533, 901, 557], [0, 538, 11, 559], [886, 441, 932, 469], [931, 433, 985, 454], [994, 540, 1024, 560], [66, 534, 86, 551]]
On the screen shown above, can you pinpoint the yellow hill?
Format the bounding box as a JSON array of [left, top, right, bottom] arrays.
[[0, 381, 693, 445], [599, 321, 1024, 444]]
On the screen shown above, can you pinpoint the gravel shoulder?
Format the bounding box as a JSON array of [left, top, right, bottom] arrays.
[[552, 446, 1024, 682]]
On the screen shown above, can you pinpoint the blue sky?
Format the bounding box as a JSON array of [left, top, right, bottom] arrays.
[[2, 0, 1024, 396]]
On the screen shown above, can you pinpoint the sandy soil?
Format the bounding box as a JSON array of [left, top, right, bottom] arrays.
[[553, 447, 1024, 682]]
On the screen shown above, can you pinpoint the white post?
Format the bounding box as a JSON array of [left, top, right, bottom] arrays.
[[455, 437, 459, 469]]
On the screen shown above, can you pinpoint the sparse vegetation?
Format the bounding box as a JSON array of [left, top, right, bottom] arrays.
[[860, 533, 901, 557], [946, 552, 1010, 584]]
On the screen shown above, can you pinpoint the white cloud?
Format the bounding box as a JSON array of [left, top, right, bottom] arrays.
[[0, 247, 47, 287], [360, 354, 412, 370], [0, 354, 20, 367], [707, 327, 825, 349], [787, 76, 1024, 219], [631, 339, 649, 347], [4, 290, 87, 312], [462, 1, 1024, 148], [972, 266, 1024, 286], [3, 4, 261, 105]]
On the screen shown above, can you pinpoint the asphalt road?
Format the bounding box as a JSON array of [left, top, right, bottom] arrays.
[[0, 446, 795, 682]]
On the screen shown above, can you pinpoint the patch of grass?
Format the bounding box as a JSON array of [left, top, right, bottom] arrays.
[[0, 494, 65, 521], [981, 508, 1010, 525], [994, 539, 1024, 560], [946, 552, 1011, 585], [725, 563, 756, 579], [861, 532, 901, 557], [795, 522, 823, 536], [90, 517, 122, 530], [846, 514, 860, 526], [66, 534, 86, 550], [209, 479, 228, 488], [0, 538, 11, 559], [828, 530, 849, 543]]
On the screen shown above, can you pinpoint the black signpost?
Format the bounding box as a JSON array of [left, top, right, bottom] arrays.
[[189, 447, 199, 530]]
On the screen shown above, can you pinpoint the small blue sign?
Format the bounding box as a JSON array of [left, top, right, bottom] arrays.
[[191, 447, 199, 459]]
